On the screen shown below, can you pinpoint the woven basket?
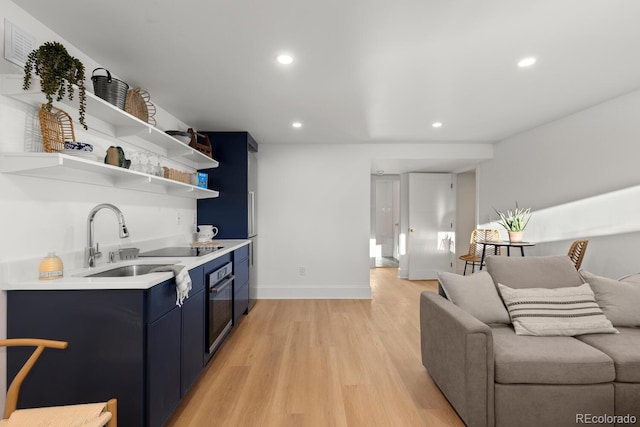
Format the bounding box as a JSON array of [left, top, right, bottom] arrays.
[[38, 104, 75, 152], [125, 87, 157, 125], [92, 68, 129, 110], [163, 167, 191, 184], [187, 128, 213, 158]]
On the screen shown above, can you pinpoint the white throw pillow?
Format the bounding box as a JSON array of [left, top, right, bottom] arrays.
[[497, 282, 618, 336], [579, 270, 640, 327], [438, 271, 511, 324]]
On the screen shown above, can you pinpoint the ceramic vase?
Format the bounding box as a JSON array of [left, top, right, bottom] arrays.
[[508, 231, 524, 243]]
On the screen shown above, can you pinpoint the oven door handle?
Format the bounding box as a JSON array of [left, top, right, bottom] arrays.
[[209, 275, 234, 294]]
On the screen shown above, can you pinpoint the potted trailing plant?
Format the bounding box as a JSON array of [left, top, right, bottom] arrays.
[[23, 41, 87, 129], [494, 202, 531, 242]]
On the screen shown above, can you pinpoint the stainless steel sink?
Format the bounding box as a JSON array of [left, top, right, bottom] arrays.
[[84, 264, 174, 278]]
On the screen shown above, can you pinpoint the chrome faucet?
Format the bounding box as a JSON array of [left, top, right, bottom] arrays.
[[86, 203, 129, 267]]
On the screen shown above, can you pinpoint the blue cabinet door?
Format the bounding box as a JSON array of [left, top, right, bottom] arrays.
[[181, 288, 205, 396], [147, 306, 181, 427], [233, 246, 250, 324], [234, 281, 249, 325]]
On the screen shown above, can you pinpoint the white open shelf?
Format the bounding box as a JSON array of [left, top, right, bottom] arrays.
[[0, 74, 219, 170], [0, 152, 219, 199]]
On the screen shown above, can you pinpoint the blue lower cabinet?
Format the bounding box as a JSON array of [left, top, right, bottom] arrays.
[[148, 307, 182, 427], [233, 245, 250, 325], [7, 289, 147, 427], [6, 265, 207, 427], [181, 288, 205, 395], [234, 281, 249, 325]]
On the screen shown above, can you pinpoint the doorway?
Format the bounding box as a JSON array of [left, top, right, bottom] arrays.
[[398, 173, 456, 279], [370, 175, 400, 268], [455, 169, 477, 274]]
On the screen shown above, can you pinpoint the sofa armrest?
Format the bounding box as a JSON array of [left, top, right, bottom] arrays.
[[420, 291, 495, 427]]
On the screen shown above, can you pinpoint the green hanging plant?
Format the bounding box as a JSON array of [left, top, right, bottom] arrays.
[[23, 41, 87, 130]]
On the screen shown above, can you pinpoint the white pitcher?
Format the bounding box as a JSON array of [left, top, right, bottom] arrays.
[[197, 225, 218, 242]]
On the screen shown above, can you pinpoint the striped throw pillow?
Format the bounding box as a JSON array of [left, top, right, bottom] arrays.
[[497, 283, 618, 336]]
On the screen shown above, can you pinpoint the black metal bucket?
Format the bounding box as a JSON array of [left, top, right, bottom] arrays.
[[91, 68, 129, 110]]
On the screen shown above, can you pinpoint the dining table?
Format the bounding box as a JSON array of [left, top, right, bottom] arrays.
[[476, 240, 536, 270]]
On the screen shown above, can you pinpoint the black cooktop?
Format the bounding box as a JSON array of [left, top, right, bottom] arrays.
[[138, 246, 223, 257]]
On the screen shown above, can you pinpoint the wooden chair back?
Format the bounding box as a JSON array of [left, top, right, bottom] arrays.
[[567, 239, 589, 269], [0, 338, 117, 426], [458, 229, 502, 274], [0, 338, 68, 419], [467, 229, 502, 257]]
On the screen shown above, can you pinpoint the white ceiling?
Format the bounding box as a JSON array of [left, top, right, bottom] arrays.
[[10, 0, 640, 172]]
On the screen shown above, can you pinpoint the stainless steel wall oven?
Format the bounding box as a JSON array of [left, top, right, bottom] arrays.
[[207, 262, 234, 355]]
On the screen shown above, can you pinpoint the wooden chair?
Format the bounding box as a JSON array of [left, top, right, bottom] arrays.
[[567, 239, 589, 270], [459, 229, 502, 275], [0, 338, 116, 427]]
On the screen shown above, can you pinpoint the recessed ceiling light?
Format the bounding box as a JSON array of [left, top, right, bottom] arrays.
[[292, 122, 302, 128], [277, 54, 294, 65], [432, 122, 443, 128], [518, 57, 536, 68]]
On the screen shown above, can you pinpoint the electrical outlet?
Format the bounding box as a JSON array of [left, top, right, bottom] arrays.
[[299, 266, 306, 276], [176, 212, 182, 225]]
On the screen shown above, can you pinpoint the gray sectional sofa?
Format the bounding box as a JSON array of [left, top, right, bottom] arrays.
[[420, 255, 640, 427]]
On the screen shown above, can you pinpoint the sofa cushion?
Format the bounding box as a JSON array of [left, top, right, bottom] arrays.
[[492, 325, 615, 385], [497, 282, 618, 336], [576, 327, 640, 383], [621, 272, 640, 283], [579, 270, 640, 327], [486, 255, 584, 289], [438, 271, 511, 324]]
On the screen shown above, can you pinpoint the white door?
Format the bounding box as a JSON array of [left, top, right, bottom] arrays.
[[392, 179, 400, 259], [375, 180, 395, 257], [407, 173, 455, 280]]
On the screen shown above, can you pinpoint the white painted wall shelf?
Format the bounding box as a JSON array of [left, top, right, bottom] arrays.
[[0, 152, 219, 199], [0, 74, 219, 170]]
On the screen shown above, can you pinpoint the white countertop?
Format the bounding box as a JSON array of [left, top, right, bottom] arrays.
[[0, 240, 250, 291]]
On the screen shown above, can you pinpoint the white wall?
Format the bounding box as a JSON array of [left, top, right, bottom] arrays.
[[478, 89, 640, 278], [0, 1, 197, 412], [256, 143, 492, 298], [256, 144, 371, 298]]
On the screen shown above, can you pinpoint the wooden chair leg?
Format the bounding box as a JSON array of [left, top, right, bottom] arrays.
[[106, 398, 117, 427]]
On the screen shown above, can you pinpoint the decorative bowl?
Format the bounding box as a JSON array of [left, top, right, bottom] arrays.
[[64, 141, 94, 151], [166, 131, 191, 144]]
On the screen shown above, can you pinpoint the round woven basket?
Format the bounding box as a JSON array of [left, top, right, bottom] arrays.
[[125, 87, 156, 125]]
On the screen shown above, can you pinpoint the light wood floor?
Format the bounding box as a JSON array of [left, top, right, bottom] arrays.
[[166, 267, 464, 427]]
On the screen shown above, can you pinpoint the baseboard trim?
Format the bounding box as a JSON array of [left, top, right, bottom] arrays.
[[255, 286, 372, 299]]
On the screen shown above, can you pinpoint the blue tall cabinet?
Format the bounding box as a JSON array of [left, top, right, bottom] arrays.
[[198, 131, 257, 312], [197, 131, 257, 239]]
